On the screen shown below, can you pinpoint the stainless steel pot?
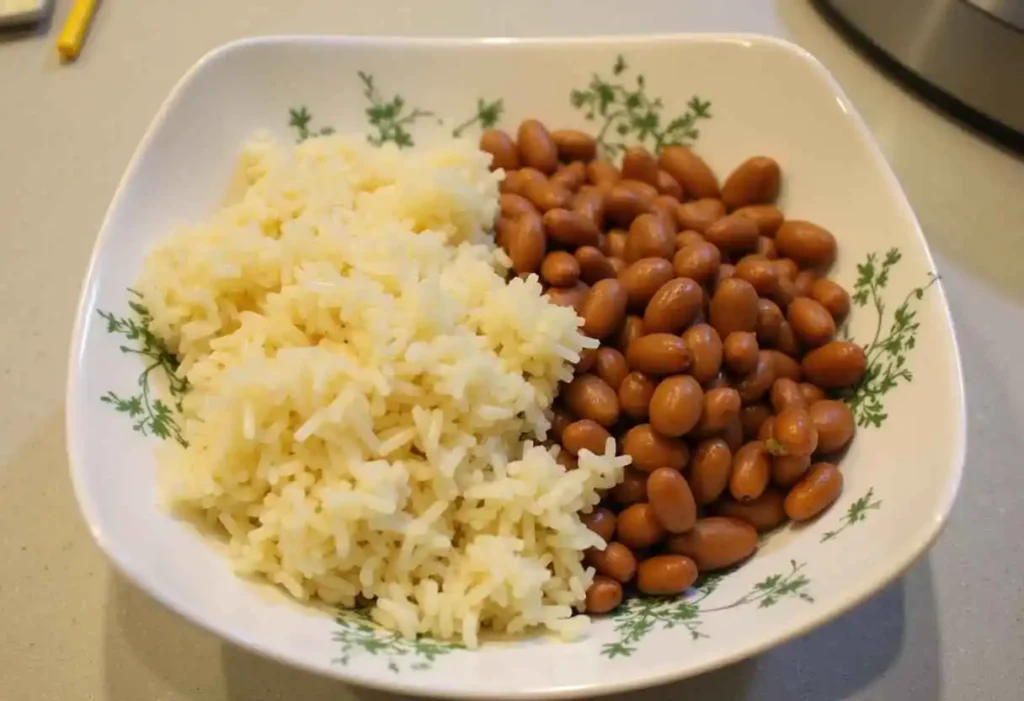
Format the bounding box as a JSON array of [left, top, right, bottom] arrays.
[[814, 0, 1024, 152]]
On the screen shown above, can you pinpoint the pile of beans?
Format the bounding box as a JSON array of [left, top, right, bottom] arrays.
[[482, 120, 866, 616]]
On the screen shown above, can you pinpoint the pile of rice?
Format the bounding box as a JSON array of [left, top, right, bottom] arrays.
[[138, 133, 629, 645]]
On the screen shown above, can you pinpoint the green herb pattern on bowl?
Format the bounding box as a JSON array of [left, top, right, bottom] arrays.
[[334, 608, 464, 673], [93, 55, 938, 672]]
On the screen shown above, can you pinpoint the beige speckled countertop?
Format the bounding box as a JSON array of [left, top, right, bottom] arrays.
[[2, 1, 1022, 700]]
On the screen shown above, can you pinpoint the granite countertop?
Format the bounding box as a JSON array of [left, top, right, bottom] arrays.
[[1, 1, 1021, 699]]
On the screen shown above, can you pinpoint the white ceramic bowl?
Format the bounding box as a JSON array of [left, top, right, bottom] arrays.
[[67, 35, 965, 699]]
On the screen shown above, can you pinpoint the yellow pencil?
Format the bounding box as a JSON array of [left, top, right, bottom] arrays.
[[57, 0, 99, 62]]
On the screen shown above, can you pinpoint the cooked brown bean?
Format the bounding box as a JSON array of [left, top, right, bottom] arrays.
[[735, 350, 776, 404], [605, 184, 650, 226], [733, 204, 784, 237], [586, 541, 637, 583], [494, 216, 515, 251], [616, 315, 646, 355], [644, 277, 704, 334], [704, 373, 729, 391], [773, 257, 798, 280], [689, 438, 732, 504], [547, 282, 589, 314], [675, 230, 706, 250], [722, 156, 781, 209], [622, 424, 690, 472], [555, 449, 578, 471], [516, 119, 559, 174], [759, 417, 776, 443], [620, 257, 675, 308], [771, 276, 797, 315], [650, 195, 681, 235], [572, 187, 606, 232], [675, 198, 726, 234], [507, 213, 546, 274], [773, 407, 819, 457], [611, 468, 649, 504], [594, 348, 630, 391], [617, 503, 666, 549], [637, 554, 698, 595], [650, 375, 704, 437], [723, 331, 759, 375], [768, 350, 802, 382], [810, 400, 855, 454], [659, 145, 721, 199], [699, 387, 741, 434], [776, 220, 837, 270], [543, 208, 601, 247], [710, 278, 759, 338], [717, 489, 787, 532], [581, 507, 617, 542], [587, 159, 620, 186], [785, 462, 843, 521], [773, 320, 801, 356], [551, 129, 597, 162], [722, 415, 745, 452], [581, 279, 628, 340], [729, 441, 771, 501], [620, 178, 659, 205], [564, 374, 620, 428], [788, 297, 835, 347], [800, 382, 826, 405], [656, 170, 684, 199], [499, 193, 537, 219], [666, 517, 758, 570], [647, 467, 698, 533], [604, 229, 628, 259], [756, 298, 784, 345], [712, 262, 734, 289], [550, 161, 588, 192], [626, 334, 693, 375], [621, 146, 661, 186], [540, 251, 580, 287], [479, 129, 520, 171], [735, 255, 779, 295], [574, 246, 617, 284], [561, 419, 612, 457], [501, 167, 545, 196], [802, 341, 868, 388], [740, 403, 773, 441], [549, 405, 575, 442], [609, 256, 627, 276], [705, 213, 760, 253], [623, 213, 674, 262], [756, 236, 778, 260], [673, 241, 722, 285], [576, 347, 598, 374], [810, 278, 851, 322], [793, 270, 818, 298], [524, 179, 573, 211], [772, 453, 810, 488], [585, 575, 623, 614], [681, 323, 723, 384], [619, 371, 657, 420], [770, 377, 807, 413]]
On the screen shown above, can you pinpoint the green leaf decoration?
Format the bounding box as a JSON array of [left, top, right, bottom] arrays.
[[98, 290, 189, 447], [569, 54, 712, 158]]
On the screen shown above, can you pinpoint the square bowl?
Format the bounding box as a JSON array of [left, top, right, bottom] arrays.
[[67, 34, 964, 699]]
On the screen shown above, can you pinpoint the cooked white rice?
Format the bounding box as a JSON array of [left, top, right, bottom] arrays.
[[137, 133, 629, 646]]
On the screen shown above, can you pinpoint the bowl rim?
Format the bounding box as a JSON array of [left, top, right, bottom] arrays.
[[65, 32, 966, 700]]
